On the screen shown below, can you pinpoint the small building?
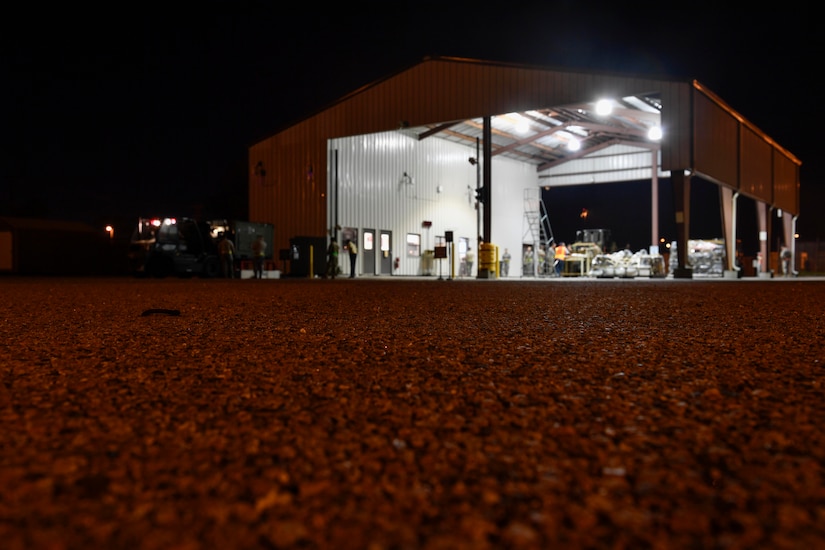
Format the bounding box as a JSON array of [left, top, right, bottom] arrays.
[[248, 56, 800, 278], [0, 217, 112, 276]]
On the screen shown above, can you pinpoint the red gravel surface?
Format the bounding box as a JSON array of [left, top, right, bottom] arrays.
[[1, 277, 824, 549]]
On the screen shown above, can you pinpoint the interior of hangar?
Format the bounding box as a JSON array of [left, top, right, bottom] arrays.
[[248, 56, 801, 279]]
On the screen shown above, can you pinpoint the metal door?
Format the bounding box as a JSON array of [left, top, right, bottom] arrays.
[[363, 229, 376, 275], [379, 230, 392, 275]]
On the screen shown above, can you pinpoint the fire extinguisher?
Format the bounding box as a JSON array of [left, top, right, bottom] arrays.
[[394, 257, 400, 270]]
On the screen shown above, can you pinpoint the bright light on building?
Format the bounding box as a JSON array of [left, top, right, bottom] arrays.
[[567, 138, 581, 152], [595, 99, 612, 116], [648, 126, 662, 140]]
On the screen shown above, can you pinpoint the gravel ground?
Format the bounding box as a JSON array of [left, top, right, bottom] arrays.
[[1, 276, 824, 550]]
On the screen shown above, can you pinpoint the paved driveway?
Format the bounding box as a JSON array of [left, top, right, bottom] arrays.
[[2, 277, 823, 549]]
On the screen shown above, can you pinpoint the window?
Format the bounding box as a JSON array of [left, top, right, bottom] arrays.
[[406, 233, 421, 257]]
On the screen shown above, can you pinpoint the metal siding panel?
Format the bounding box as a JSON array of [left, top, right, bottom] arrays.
[[740, 126, 773, 201], [328, 130, 537, 275], [773, 151, 799, 213], [538, 145, 661, 186], [660, 82, 693, 171], [693, 91, 738, 185], [249, 120, 328, 256]]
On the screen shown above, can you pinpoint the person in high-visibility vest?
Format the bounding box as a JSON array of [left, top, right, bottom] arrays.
[[554, 242, 571, 276]]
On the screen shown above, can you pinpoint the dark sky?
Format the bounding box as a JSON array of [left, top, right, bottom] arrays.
[[2, 3, 821, 241]]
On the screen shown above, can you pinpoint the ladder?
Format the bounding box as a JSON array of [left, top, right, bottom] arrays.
[[522, 188, 555, 277]]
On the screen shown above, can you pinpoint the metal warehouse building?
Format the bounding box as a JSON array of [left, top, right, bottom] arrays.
[[248, 56, 801, 279]]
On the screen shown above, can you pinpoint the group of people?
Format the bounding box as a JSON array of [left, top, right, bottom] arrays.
[[216, 233, 268, 279], [327, 237, 358, 278], [218, 232, 577, 280], [521, 241, 570, 276]]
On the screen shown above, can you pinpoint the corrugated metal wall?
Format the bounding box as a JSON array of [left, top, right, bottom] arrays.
[[691, 82, 801, 215], [694, 91, 740, 186], [327, 130, 537, 276], [773, 150, 800, 214], [740, 125, 774, 199], [538, 144, 663, 186], [249, 57, 800, 259]]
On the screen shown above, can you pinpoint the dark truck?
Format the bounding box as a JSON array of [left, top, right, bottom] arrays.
[[129, 217, 274, 278]]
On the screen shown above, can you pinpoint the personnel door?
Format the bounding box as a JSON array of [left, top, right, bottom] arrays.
[[361, 229, 375, 275], [379, 230, 392, 275]]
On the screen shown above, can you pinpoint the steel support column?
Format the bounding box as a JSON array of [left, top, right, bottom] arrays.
[[671, 170, 692, 278]]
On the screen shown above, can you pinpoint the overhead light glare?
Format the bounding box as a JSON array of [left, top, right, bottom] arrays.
[[648, 126, 663, 141], [595, 99, 613, 116], [567, 138, 581, 152]]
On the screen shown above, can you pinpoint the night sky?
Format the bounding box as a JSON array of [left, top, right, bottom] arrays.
[[2, 3, 821, 245]]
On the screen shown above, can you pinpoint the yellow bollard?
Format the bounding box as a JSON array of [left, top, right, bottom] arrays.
[[450, 242, 456, 279], [479, 242, 497, 278]]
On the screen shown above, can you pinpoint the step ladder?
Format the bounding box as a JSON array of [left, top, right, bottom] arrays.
[[522, 188, 555, 277]]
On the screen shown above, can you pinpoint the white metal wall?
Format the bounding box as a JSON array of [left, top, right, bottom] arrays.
[[538, 144, 666, 186], [328, 131, 539, 277]]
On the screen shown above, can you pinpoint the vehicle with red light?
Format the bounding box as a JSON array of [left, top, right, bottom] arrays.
[[128, 217, 273, 278]]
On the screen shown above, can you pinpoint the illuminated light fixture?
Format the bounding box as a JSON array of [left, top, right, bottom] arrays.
[[567, 138, 581, 152], [595, 99, 613, 116], [648, 126, 663, 141], [515, 116, 530, 134]]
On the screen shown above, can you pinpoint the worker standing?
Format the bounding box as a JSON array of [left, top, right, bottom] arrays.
[[251, 235, 267, 279], [464, 247, 475, 277], [217, 232, 236, 279], [501, 248, 512, 277], [523, 246, 534, 277], [347, 239, 358, 278], [327, 239, 340, 278], [554, 241, 571, 276]]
